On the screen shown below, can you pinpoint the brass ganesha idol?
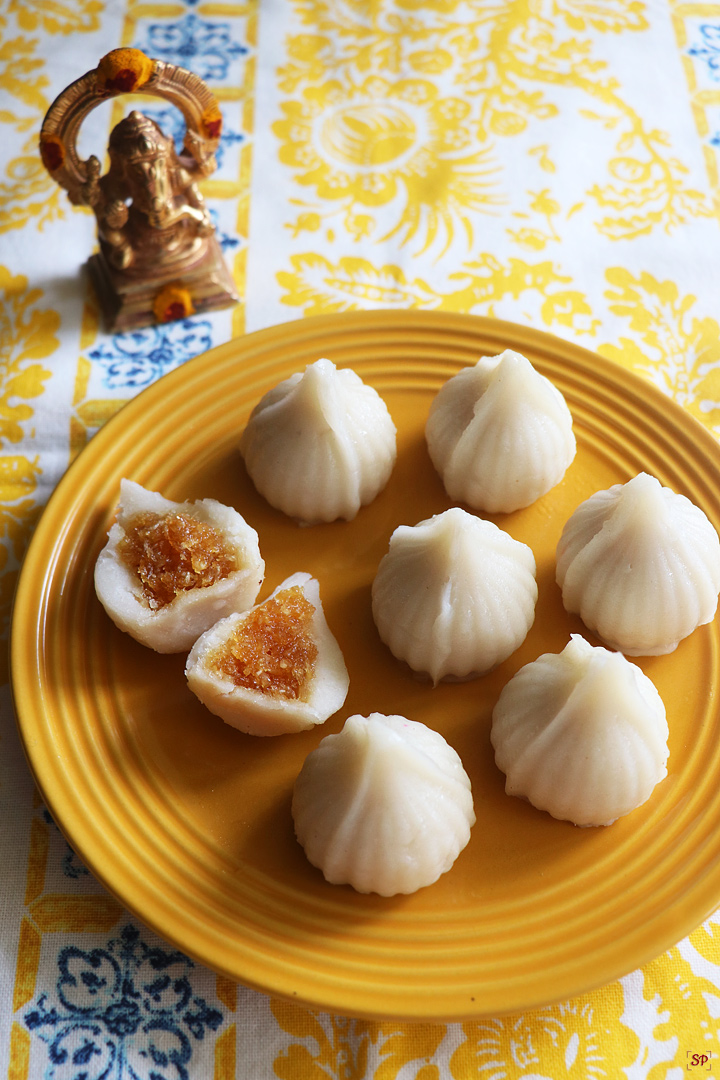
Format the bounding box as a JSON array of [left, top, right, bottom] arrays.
[[40, 48, 238, 332]]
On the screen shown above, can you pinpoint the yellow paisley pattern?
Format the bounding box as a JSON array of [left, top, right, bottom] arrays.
[[0, 1, 103, 232], [0, 0, 96, 689], [0, 267, 57, 682], [278, 251, 599, 334], [271, 998, 449, 1080], [276, 0, 711, 254], [451, 995, 639, 1079], [643, 934, 720, 1078], [598, 270, 720, 429], [6, 0, 102, 34], [271, 1000, 377, 1078], [275, 75, 503, 252]]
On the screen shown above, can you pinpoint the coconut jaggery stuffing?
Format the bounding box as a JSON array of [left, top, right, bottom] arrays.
[[211, 586, 318, 700], [120, 511, 236, 609]]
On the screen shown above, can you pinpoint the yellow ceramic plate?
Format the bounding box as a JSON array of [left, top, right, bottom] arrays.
[[12, 311, 720, 1021]]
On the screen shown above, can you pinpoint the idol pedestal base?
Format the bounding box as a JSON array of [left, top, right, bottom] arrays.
[[87, 235, 239, 333]]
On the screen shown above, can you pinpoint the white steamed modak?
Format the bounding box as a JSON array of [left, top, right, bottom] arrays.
[[240, 357, 397, 524], [371, 507, 537, 683], [292, 712, 475, 895], [491, 635, 669, 827], [185, 572, 349, 736], [94, 479, 264, 653], [556, 472, 720, 655], [425, 349, 576, 513]]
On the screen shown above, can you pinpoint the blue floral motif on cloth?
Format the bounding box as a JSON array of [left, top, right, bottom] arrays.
[[41, 809, 90, 879], [88, 320, 213, 391], [24, 924, 224, 1080], [688, 24, 720, 79], [206, 208, 241, 254], [135, 14, 248, 82]]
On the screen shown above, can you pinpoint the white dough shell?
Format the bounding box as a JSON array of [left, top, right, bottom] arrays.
[[425, 349, 576, 513], [292, 713, 475, 895], [185, 572, 349, 736], [94, 479, 265, 653], [240, 358, 397, 523], [556, 472, 720, 655], [371, 507, 538, 683], [491, 635, 669, 826]]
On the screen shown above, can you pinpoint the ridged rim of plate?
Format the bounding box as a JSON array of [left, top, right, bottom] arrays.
[[11, 310, 720, 1021]]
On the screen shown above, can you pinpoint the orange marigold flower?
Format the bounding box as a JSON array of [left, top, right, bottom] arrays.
[[40, 133, 65, 173], [96, 48, 155, 95], [201, 104, 223, 141], [152, 284, 195, 324]]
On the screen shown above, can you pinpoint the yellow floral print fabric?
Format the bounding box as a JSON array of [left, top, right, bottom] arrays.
[[3, 0, 720, 1077]]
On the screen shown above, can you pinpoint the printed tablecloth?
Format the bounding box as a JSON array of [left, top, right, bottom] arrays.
[[3, 0, 720, 1076]]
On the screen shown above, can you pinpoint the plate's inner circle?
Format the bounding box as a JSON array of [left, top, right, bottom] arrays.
[[15, 312, 720, 1021]]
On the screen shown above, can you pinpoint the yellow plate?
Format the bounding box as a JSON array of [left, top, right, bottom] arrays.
[[12, 311, 720, 1021]]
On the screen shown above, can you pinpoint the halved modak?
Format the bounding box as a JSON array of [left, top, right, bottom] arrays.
[[185, 572, 349, 736], [94, 479, 264, 653]]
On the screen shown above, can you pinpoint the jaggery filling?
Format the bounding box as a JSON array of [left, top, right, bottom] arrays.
[[120, 510, 236, 609], [210, 585, 318, 700]]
